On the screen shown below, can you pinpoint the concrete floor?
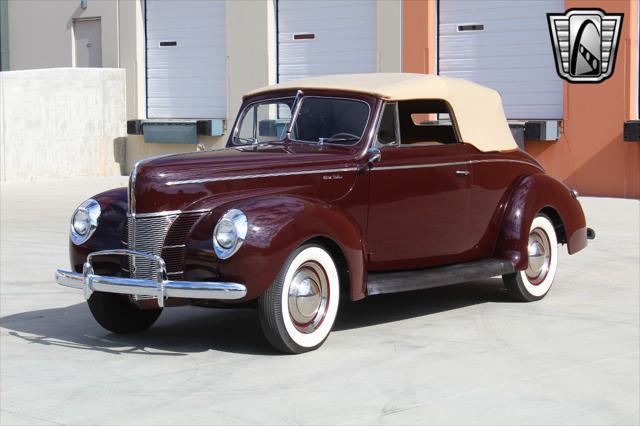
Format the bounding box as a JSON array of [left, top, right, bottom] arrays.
[[1, 177, 638, 425]]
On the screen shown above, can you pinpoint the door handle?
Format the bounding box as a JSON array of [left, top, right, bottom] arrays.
[[455, 170, 470, 177]]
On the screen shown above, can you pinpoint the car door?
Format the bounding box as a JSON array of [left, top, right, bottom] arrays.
[[366, 101, 476, 271]]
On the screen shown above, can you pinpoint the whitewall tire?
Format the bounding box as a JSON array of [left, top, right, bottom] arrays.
[[259, 244, 340, 353], [503, 214, 559, 302]]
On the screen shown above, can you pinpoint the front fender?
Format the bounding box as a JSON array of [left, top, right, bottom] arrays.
[[184, 195, 367, 302], [495, 173, 588, 270], [69, 187, 129, 274]]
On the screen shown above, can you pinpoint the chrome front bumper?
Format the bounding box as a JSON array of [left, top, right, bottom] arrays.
[[55, 249, 246, 307]]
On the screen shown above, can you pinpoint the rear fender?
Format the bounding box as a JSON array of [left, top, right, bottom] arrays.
[[184, 195, 367, 302], [495, 173, 587, 270]]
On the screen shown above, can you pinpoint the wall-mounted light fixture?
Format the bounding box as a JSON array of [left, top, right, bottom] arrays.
[[80, 0, 88, 9]]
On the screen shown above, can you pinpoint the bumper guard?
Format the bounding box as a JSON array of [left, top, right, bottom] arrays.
[[55, 249, 246, 307]]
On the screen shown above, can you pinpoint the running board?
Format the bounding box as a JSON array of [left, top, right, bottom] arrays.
[[367, 258, 515, 296]]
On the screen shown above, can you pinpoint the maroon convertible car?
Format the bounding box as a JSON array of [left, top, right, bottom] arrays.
[[56, 73, 594, 353]]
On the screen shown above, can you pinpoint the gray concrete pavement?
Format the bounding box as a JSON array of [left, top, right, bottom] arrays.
[[1, 177, 638, 425]]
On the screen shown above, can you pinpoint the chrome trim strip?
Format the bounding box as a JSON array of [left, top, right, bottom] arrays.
[[163, 159, 539, 186], [373, 159, 542, 172], [129, 209, 209, 219], [374, 160, 468, 171], [286, 90, 304, 140], [162, 244, 186, 250], [165, 167, 359, 186], [470, 159, 543, 170]]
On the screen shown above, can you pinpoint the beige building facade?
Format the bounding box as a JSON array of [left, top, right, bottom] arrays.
[[1, 0, 402, 172]]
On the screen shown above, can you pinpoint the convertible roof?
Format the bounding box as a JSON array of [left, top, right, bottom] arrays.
[[247, 73, 518, 152]]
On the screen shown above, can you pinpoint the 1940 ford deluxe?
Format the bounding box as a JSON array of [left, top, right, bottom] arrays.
[[56, 73, 594, 353]]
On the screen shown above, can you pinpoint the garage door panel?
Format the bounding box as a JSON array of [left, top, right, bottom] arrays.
[[441, 0, 559, 12], [149, 96, 226, 107], [440, 39, 553, 55], [440, 55, 553, 72], [278, 0, 376, 83], [148, 107, 226, 118], [438, 0, 563, 119], [279, 46, 377, 63], [146, 52, 226, 69], [280, 61, 375, 75], [148, 80, 225, 95], [441, 68, 558, 83], [278, 1, 375, 19], [146, 0, 226, 119], [147, 30, 224, 45], [279, 20, 376, 34], [147, 66, 225, 79], [507, 105, 562, 119]]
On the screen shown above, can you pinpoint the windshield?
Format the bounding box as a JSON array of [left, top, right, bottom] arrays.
[[232, 96, 370, 146], [293, 97, 370, 144]]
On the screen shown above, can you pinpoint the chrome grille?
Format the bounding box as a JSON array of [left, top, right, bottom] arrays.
[[127, 214, 178, 279]]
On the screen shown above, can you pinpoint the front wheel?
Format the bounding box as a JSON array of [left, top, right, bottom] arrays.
[[503, 214, 559, 302], [88, 292, 163, 334], [258, 244, 340, 354]]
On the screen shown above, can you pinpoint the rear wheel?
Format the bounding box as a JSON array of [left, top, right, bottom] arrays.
[[88, 292, 162, 334], [503, 214, 558, 302], [258, 244, 340, 354]]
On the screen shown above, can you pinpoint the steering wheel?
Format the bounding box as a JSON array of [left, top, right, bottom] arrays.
[[327, 132, 360, 142]]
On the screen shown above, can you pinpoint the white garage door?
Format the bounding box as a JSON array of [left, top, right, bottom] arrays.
[[146, 0, 226, 119], [438, 0, 563, 119], [277, 0, 377, 83]]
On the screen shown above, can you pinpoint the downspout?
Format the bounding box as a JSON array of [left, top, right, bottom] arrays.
[[116, 0, 121, 67]]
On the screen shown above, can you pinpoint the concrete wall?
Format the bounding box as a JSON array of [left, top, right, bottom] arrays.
[[0, 68, 126, 181]]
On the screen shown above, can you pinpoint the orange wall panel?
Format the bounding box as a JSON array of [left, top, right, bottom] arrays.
[[403, 0, 436, 74]]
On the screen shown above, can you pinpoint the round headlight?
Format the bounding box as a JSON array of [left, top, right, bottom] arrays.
[[70, 199, 101, 245], [213, 209, 247, 259]]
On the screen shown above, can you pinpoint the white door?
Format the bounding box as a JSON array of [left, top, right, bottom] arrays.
[[74, 19, 102, 68], [277, 0, 377, 83], [438, 0, 564, 119], [146, 0, 226, 119]]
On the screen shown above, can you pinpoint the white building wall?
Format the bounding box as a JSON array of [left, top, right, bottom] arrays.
[[377, 0, 403, 73], [0, 68, 126, 181]]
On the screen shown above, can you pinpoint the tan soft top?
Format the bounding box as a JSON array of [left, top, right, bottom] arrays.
[[247, 73, 518, 152]]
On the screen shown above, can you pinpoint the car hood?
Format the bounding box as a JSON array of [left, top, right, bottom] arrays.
[[131, 144, 362, 213]]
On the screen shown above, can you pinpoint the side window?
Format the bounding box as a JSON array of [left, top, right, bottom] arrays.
[[376, 103, 398, 146], [235, 99, 294, 145], [397, 100, 460, 146]]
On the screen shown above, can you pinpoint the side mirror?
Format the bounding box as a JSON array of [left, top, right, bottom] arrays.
[[368, 147, 381, 165]]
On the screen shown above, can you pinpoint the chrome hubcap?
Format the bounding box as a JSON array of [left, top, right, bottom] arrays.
[[288, 261, 329, 333], [526, 228, 551, 285]]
